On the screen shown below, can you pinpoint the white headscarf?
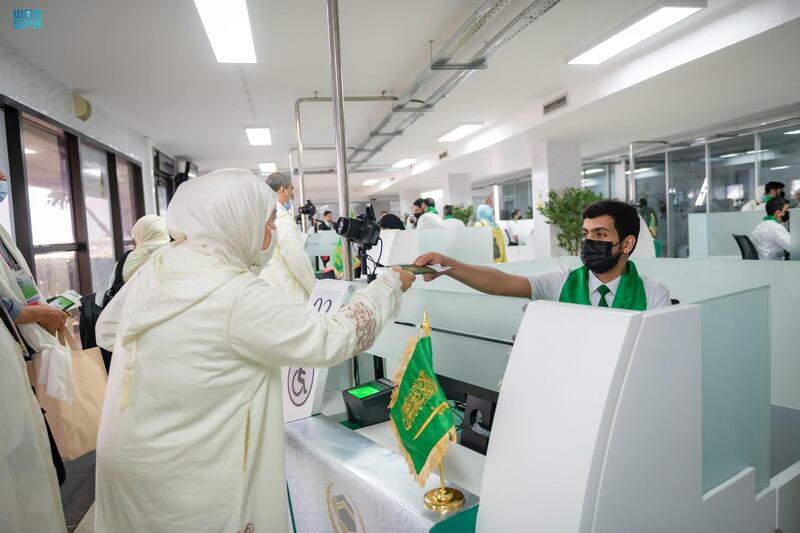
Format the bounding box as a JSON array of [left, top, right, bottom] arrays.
[[115, 169, 276, 352], [121, 215, 169, 282]]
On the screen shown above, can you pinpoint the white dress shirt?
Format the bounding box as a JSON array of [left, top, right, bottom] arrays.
[[526, 264, 672, 310], [750, 219, 790, 260]]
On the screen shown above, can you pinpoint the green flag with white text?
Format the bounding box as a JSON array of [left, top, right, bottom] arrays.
[[389, 335, 456, 486]]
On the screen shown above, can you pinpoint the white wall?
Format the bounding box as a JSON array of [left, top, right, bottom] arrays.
[[0, 40, 156, 214]]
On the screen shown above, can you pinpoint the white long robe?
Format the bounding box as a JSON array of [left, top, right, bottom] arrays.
[[94, 246, 402, 532], [260, 203, 318, 302], [0, 323, 66, 532]]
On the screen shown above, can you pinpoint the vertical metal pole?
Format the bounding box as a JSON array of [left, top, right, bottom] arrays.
[[628, 143, 636, 203], [664, 150, 671, 258], [326, 0, 353, 281], [294, 103, 308, 233], [753, 132, 761, 200], [704, 142, 711, 214]]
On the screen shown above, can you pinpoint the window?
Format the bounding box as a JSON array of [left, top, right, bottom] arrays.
[[156, 181, 169, 217], [80, 142, 115, 293], [633, 156, 667, 256], [22, 119, 78, 299], [23, 121, 75, 245], [116, 158, 139, 245], [499, 176, 532, 219], [709, 135, 756, 212]]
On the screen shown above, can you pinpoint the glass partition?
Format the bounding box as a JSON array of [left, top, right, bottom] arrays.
[[581, 164, 611, 198], [709, 135, 756, 212], [758, 125, 800, 196], [698, 286, 770, 493], [634, 156, 667, 256], [0, 113, 12, 236], [667, 146, 706, 258]]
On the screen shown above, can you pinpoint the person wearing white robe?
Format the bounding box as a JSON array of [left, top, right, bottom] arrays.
[[260, 172, 317, 302], [0, 309, 66, 533], [94, 169, 413, 533]]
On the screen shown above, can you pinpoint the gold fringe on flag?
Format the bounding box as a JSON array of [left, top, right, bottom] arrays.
[[388, 336, 457, 487]]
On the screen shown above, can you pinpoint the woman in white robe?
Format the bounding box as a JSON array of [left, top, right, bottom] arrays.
[[94, 169, 412, 533], [0, 311, 66, 532]]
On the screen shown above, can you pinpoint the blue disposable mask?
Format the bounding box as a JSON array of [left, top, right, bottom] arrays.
[[0, 181, 7, 203], [283, 201, 293, 211]]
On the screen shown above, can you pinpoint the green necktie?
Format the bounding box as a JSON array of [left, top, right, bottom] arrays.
[[597, 285, 611, 307]]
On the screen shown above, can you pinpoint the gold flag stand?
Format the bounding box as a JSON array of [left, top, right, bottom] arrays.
[[420, 312, 465, 513]]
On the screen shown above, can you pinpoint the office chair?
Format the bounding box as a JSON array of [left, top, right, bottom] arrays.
[[732, 234, 759, 260]]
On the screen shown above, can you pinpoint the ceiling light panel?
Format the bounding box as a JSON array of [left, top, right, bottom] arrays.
[[259, 162, 277, 173], [437, 124, 483, 142], [245, 127, 272, 146], [392, 158, 418, 168], [194, 0, 257, 63], [567, 0, 706, 65]]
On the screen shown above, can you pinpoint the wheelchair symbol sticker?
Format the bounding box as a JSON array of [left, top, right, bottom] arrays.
[[288, 367, 315, 407]]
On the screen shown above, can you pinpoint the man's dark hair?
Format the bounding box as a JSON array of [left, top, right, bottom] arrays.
[[765, 181, 785, 194], [766, 197, 789, 216], [413, 198, 425, 208], [511, 208, 521, 218], [582, 200, 640, 253], [323, 210, 332, 216], [443, 205, 454, 217], [424, 198, 436, 209], [639, 198, 648, 207]]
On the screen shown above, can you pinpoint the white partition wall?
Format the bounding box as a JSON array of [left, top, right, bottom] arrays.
[[688, 212, 764, 258], [477, 300, 787, 533]]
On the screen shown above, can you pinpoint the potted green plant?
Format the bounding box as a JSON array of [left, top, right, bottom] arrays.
[[537, 187, 602, 255], [451, 204, 475, 226]]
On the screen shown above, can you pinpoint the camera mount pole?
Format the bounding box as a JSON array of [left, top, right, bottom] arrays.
[[325, 0, 353, 281]]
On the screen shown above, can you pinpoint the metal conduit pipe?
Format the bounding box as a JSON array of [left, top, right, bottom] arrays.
[[347, 0, 563, 171], [294, 95, 396, 232]]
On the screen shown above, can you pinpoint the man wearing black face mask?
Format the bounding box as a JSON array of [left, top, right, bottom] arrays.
[[413, 199, 671, 310]]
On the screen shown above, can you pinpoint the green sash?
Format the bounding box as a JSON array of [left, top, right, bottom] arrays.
[[763, 215, 779, 223], [558, 261, 647, 311]]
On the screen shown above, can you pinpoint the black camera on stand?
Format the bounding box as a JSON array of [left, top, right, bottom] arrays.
[[295, 199, 317, 227], [335, 204, 381, 282]]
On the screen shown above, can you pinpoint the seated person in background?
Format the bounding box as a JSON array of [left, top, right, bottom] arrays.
[[379, 213, 406, 230], [317, 210, 334, 231], [416, 200, 671, 310], [750, 197, 791, 260], [741, 181, 785, 212], [416, 198, 444, 229], [473, 204, 507, 263], [442, 204, 466, 228]]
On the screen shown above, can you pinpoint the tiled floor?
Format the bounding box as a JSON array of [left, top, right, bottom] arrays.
[[60, 452, 96, 533]]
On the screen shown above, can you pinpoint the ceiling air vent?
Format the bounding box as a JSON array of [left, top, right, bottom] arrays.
[[439, 150, 449, 160], [543, 94, 568, 115]]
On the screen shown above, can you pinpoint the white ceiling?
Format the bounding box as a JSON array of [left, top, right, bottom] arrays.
[[1, 0, 798, 203]]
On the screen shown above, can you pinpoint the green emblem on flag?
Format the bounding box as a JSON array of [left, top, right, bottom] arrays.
[[389, 335, 456, 486]]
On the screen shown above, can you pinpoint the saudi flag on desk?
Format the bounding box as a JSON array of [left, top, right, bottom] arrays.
[[389, 334, 457, 486]]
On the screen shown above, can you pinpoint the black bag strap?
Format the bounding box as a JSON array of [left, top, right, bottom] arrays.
[[102, 250, 133, 307]]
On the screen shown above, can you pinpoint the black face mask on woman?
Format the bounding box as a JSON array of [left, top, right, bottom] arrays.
[[580, 239, 625, 274]]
